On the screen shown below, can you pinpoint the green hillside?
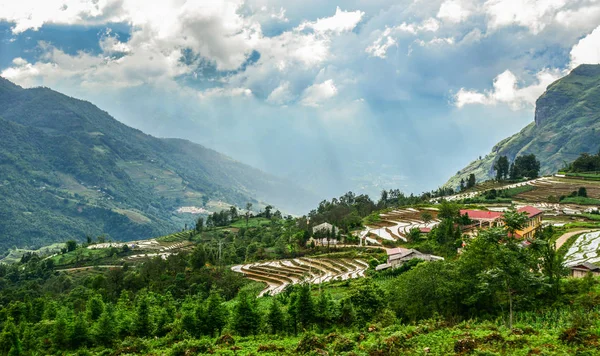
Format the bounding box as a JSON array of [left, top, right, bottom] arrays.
[[0, 77, 315, 252], [446, 64, 600, 189]]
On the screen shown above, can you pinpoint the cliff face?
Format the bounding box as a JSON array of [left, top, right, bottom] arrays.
[[446, 64, 600, 189]]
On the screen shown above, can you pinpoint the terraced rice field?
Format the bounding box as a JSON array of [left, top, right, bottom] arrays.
[[515, 177, 600, 202], [359, 208, 440, 245], [232, 257, 369, 296], [564, 231, 600, 267]]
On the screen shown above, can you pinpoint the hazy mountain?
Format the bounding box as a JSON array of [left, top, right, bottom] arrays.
[[0, 77, 317, 252], [446, 64, 600, 189]]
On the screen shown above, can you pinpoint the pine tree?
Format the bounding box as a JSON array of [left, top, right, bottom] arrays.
[[134, 296, 152, 337], [0, 318, 22, 356], [267, 298, 285, 334], [53, 311, 69, 349], [87, 294, 104, 321], [93, 306, 116, 347], [232, 292, 260, 336], [205, 290, 229, 337], [315, 292, 334, 332], [70, 313, 89, 348], [296, 284, 314, 330], [339, 299, 356, 327]]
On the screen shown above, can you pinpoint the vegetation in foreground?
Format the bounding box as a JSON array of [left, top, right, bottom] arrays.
[[2, 203, 600, 355]]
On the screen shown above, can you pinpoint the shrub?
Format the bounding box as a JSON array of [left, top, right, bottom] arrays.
[[296, 333, 325, 354], [170, 339, 213, 356]]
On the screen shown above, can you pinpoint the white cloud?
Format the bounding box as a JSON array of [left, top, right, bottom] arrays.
[[198, 87, 253, 99], [298, 6, 364, 34], [454, 69, 562, 109], [484, 0, 568, 34], [266, 81, 294, 105], [437, 0, 473, 23], [570, 25, 600, 68], [300, 79, 337, 107], [365, 18, 441, 58]]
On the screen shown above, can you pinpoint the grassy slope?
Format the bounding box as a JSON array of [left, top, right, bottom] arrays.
[[446, 64, 600, 190]]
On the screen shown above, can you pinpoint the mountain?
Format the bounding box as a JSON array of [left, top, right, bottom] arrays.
[[0, 77, 316, 252], [446, 64, 600, 189]]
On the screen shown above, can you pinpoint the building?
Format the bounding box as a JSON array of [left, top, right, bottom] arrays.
[[375, 247, 444, 271], [312, 222, 339, 235], [459, 206, 543, 238], [308, 237, 339, 247], [514, 206, 543, 239], [569, 262, 600, 278]]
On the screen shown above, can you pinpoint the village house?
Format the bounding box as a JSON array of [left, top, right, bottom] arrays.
[[312, 222, 339, 235], [569, 262, 600, 278], [375, 247, 444, 271], [460, 206, 543, 238]]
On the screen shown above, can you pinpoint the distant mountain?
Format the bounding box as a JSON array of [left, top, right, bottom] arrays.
[[0, 77, 316, 252], [446, 64, 600, 189]]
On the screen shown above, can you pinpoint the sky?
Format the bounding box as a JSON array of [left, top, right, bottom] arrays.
[[1, 0, 600, 203]]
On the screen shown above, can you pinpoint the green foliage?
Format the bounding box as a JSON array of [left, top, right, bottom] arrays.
[[232, 292, 260, 336]]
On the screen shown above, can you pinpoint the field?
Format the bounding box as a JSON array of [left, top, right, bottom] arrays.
[[232, 256, 369, 296], [564, 230, 600, 267], [359, 208, 439, 245]]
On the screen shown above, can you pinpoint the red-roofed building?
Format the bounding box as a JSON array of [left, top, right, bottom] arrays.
[[460, 206, 543, 239], [460, 209, 504, 228], [515, 206, 543, 239]]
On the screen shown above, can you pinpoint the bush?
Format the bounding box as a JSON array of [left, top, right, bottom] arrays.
[[170, 339, 213, 356], [296, 333, 325, 354]]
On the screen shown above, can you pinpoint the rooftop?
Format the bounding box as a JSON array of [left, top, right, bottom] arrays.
[[517, 206, 543, 218], [460, 209, 503, 220]]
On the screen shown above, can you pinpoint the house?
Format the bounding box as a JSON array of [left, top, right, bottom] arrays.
[[460, 209, 503, 228], [514, 206, 543, 239], [376, 247, 444, 270], [460, 206, 543, 238], [569, 262, 600, 278], [308, 237, 339, 247], [312, 222, 339, 235]]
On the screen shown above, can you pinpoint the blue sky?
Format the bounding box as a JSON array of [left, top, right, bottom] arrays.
[[1, 0, 600, 201]]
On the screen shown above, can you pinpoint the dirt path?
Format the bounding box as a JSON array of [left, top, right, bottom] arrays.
[[57, 265, 123, 272], [555, 229, 599, 249]]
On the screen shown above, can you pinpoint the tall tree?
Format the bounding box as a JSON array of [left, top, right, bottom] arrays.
[[267, 298, 285, 334], [494, 156, 510, 181], [93, 306, 116, 347], [245, 203, 253, 227], [467, 174, 476, 189], [134, 296, 152, 337], [295, 284, 314, 330], [232, 292, 260, 336], [205, 290, 228, 337]]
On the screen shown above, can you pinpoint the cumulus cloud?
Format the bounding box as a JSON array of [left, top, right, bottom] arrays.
[[300, 79, 338, 107], [484, 0, 568, 34], [437, 0, 473, 23], [570, 25, 600, 68], [298, 6, 364, 34], [454, 69, 562, 109], [365, 18, 441, 58]]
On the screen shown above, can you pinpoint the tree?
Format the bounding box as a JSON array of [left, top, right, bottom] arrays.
[[467, 174, 476, 189], [406, 228, 422, 243], [510, 154, 541, 179], [264, 205, 273, 219], [0, 319, 22, 356], [87, 294, 104, 322], [245, 203, 253, 227], [531, 226, 567, 298], [267, 298, 285, 334], [195, 217, 204, 233], [437, 201, 460, 221], [65, 240, 78, 252], [134, 296, 152, 337], [460, 178, 465, 191], [70, 313, 89, 348], [229, 206, 238, 221], [205, 290, 228, 337], [93, 306, 116, 347], [502, 208, 528, 236], [578, 187, 588, 197], [232, 292, 260, 336], [494, 156, 510, 181], [348, 279, 385, 325], [315, 292, 335, 332], [421, 211, 433, 224], [53, 310, 69, 349], [295, 284, 314, 330]]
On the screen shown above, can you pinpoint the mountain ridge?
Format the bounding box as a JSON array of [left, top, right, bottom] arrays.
[[446, 64, 600, 189], [0, 77, 316, 252]]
